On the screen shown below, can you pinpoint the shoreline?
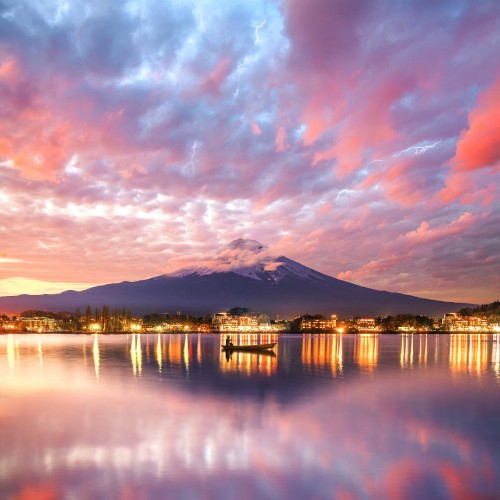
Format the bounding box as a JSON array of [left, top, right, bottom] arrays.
[[1, 330, 498, 335]]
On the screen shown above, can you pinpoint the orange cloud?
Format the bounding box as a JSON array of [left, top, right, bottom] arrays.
[[12, 123, 71, 180], [453, 77, 500, 171]]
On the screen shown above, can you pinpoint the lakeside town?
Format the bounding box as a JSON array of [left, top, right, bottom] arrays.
[[1, 301, 499, 334]]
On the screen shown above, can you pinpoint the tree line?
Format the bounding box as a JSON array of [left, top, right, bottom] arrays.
[[459, 301, 500, 322], [19, 306, 134, 332]]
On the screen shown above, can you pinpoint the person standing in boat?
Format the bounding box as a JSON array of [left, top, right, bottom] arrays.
[[225, 335, 233, 347]]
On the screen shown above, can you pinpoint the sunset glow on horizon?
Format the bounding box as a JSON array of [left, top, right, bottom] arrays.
[[0, 0, 499, 304]]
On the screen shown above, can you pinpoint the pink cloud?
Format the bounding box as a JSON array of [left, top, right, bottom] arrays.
[[439, 77, 500, 204], [404, 212, 481, 246], [337, 255, 409, 283], [275, 126, 289, 152], [453, 76, 500, 171], [438, 172, 469, 204], [251, 122, 262, 135], [318, 203, 332, 217], [439, 169, 498, 207], [199, 57, 233, 96], [300, 98, 340, 147]]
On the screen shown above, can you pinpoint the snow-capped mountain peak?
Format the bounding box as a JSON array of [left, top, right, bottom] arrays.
[[230, 256, 325, 283], [168, 238, 325, 284]]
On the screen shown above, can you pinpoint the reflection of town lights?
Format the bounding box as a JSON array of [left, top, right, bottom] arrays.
[[130, 334, 142, 377], [449, 334, 488, 377], [38, 334, 43, 367], [93, 334, 100, 379], [183, 334, 190, 373], [493, 335, 499, 381], [355, 334, 379, 371], [156, 334, 162, 373], [131, 334, 137, 376], [338, 335, 343, 374], [7, 334, 15, 370]]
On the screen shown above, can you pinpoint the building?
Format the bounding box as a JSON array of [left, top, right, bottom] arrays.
[[443, 313, 489, 332], [300, 315, 337, 331], [468, 316, 489, 331], [0, 320, 20, 331], [20, 316, 59, 332], [212, 312, 260, 332], [355, 317, 378, 332]]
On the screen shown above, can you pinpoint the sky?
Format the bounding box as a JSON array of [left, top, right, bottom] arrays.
[[0, 0, 499, 304]]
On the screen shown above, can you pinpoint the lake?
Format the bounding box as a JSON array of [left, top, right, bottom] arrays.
[[1, 333, 499, 499]]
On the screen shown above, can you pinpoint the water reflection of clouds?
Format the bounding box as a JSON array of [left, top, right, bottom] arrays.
[[1, 334, 500, 498], [0, 373, 498, 499]]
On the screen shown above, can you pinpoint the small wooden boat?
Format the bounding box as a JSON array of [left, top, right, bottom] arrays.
[[221, 342, 277, 352]]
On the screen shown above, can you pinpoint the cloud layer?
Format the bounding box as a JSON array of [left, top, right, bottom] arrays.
[[0, 0, 499, 303]]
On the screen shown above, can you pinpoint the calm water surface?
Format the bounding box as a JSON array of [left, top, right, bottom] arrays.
[[1, 333, 500, 499]]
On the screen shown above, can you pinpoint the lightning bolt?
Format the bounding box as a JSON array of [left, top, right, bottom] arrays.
[[254, 20, 266, 45], [392, 141, 441, 158], [182, 141, 199, 177], [234, 56, 248, 97], [191, 0, 205, 32], [234, 19, 267, 97], [336, 189, 355, 201], [237, 56, 248, 77], [342, 140, 442, 202], [363, 141, 442, 167]]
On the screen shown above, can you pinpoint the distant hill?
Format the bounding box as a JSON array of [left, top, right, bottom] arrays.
[[0, 239, 472, 318]]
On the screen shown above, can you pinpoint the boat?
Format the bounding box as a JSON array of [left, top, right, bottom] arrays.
[[221, 342, 277, 352]]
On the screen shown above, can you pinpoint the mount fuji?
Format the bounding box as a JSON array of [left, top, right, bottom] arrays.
[[0, 239, 471, 317]]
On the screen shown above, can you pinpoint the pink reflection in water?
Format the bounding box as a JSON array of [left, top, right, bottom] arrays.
[[0, 334, 499, 499]]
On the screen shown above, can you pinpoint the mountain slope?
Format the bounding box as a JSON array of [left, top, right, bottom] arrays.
[[0, 252, 471, 317]]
